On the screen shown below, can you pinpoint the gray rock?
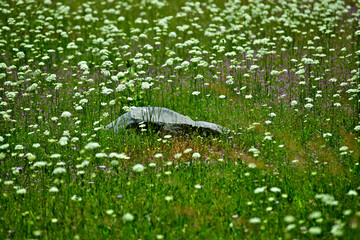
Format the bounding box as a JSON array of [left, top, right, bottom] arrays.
[[105, 107, 229, 136]]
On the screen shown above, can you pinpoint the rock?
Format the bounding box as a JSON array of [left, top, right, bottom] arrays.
[[105, 107, 229, 136]]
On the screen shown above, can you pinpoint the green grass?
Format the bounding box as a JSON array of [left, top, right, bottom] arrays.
[[1, 0, 360, 239]]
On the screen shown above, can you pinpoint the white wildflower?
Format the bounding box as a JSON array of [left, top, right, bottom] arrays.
[[95, 153, 108, 158], [183, 148, 192, 154], [132, 164, 145, 172], [165, 196, 173, 201], [15, 145, 24, 150], [270, 187, 281, 192], [58, 137, 68, 146], [0, 143, 10, 149], [84, 142, 100, 150], [284, 215, 296, 223], [109, 152, 129, 159], [304, 103, 313, 109], [122, 213, 134, 222], [50, 154, 61, 159], [347, 190, 358, 196], [60, 111, 72, 118], [249, 217, 261, 223], [309, 227, 322, 235], [309, 211, 322, 219], [106, 209, 115, 215], [16, 188, 27, 194], [26, 153, 36, 161], [247, 163, 257, 168], [33, 161, 48, 167], [49, 186, 59, 193], [254, 186, 267, 194], [339, 146, 348, 151], [331, 221, 344, 237], [71, 195, 82, 201], [53, 167, 66, 174]]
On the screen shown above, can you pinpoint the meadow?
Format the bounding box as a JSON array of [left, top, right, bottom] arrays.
[[1, 0, 360, 239]]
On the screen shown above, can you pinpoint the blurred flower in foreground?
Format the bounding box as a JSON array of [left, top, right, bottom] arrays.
[[132, 164, 145, 172], [84, 142, 100, 150], [123, 213, 134, 222], [53, 167, 66, 174], [60, 111, 72, 118], [249, 217, 261, 223], [347, 190, 358, 196], [309, 227, 321, 235], [49, 186, 59, 193], [106, 209, 115, 215], [16, 188, 27, 194], [183, 148, 192, 154]]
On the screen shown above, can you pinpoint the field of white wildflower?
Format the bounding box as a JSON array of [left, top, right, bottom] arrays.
[[1, 0, 360, 239]]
